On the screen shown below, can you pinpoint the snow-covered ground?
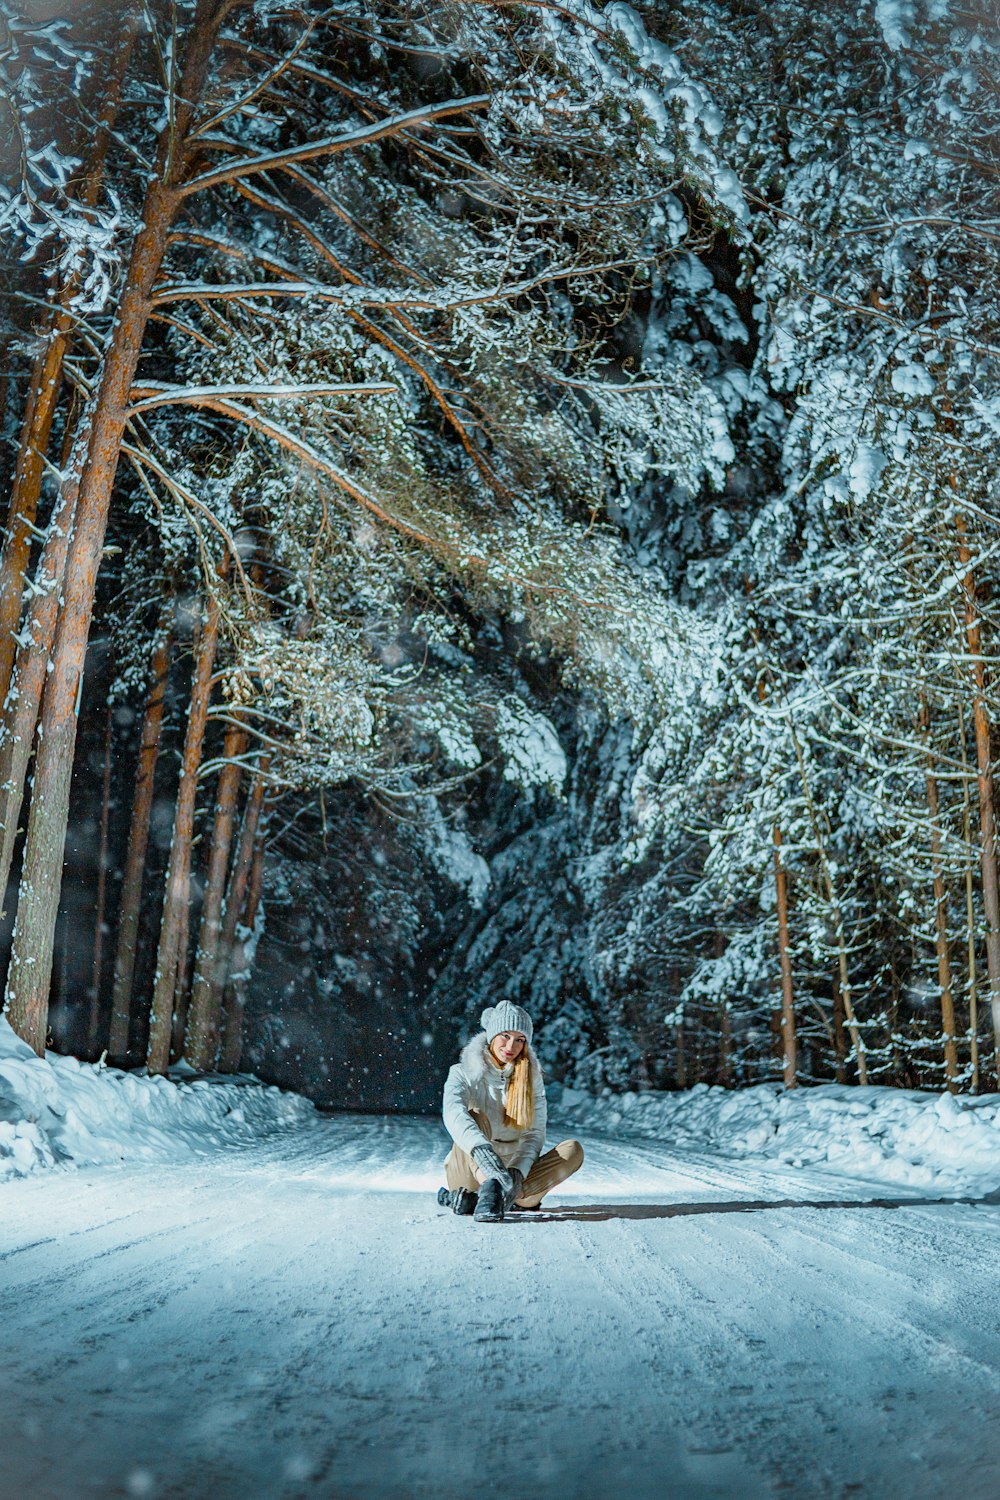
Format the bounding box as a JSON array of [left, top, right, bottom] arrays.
[[0, 1018, 313, 1179], [559, 1077, 1000, 1198], [4, 1025, 1000, 1499]]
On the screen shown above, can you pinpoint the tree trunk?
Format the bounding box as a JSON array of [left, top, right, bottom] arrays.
[[955, 507, 1000, 1078], [0, 332, 75, 712], [718, 1002, 733, 1087], [772, 825, 798, 1087], [146, 587, 222, 1074], [108, 621, 172, 1062], [0, 2, 141, 708], [3, 0, 227, 1055], [170, 884, 193, 1065], [920, 697, 958, 1087], [220, 831, 267, 1075], [0, 472, 80, 916], [788, 725, 868, 1084], [185, 720, 248, 1068], [86, 706, 114, 1053], [216, 767, 268, 1072], [831, 974, 847, 1083], [958, 701, 981, 1093]]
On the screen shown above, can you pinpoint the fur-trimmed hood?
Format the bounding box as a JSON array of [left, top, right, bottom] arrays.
[[442, 1032, 548, 1175]]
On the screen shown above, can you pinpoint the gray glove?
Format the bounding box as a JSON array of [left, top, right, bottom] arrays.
[[506, 1167, 525, 1210], [471, 1144, 513, 1197]]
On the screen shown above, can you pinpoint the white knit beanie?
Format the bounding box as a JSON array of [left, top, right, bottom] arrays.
[[481, 1001, 533, 1045]]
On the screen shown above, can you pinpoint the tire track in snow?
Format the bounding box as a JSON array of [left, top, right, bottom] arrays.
[[645, 1195, 1000, 1498], [4, 1114, 1000, 1500]]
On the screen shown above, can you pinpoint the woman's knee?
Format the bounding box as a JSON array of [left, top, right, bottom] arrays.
[[558, 1138, 584, 1172]]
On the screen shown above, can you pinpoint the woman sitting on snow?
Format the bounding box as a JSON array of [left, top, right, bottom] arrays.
[[438, 1002, 584, 1223]]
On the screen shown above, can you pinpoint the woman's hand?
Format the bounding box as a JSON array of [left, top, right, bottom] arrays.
[[471, 1144, 512, 1196]]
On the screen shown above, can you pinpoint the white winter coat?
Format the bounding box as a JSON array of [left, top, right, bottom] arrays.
[[442, 1034, 547, 1177]]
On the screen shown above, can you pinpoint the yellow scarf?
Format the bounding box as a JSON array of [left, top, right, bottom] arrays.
[[489, 1044, 534, 1131]]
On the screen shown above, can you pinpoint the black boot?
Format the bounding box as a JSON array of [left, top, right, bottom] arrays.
[[437, 1186, 478, 1216], [473, 1177, 504, 1223]]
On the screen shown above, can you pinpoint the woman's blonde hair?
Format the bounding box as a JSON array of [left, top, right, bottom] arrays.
[[501, 1048, 534, 1131]]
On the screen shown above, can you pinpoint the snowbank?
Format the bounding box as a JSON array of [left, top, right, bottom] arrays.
[[0, 1018, 314, 1180], [558, 1080, 1000, 1198]]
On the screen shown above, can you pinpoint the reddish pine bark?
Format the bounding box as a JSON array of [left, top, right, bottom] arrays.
[[0, 474, 79, 915], [86, 707, 114, 1052], [170, 884, 193, 1065], [957, 701, 981, 1093], [4, 172, 179, 1053], [0, 3, 141, 707], [0, 332, 74, 712], [146, 588, 222, 1074], [107, 622, 171, 1062], [185, 720, 249, 1069], [216, 769, 268, 1072], [4, 0, 229, 1055], [219, 829, 267, 1076]]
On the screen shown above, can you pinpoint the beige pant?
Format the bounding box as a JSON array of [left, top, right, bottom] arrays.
[[445, 1110, 584, 1205]]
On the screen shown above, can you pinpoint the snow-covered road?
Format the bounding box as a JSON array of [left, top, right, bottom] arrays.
[[3, 1112, 1000, 1500]]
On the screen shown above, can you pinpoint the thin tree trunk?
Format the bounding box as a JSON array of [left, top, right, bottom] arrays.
[[788, 726, 868, 1084], [888, 956, 905, 1085], [826, 886, 866, 1081], [0, 333, 74, 711], [920, 697, 958, 1087], [958, 701, 981, 1092], [955, 506, 1000, 1078], [108, 620, 172, 1062], [216, 767, 267, 1072], [185, 720, 248, 1068], [4, 173, 176, 1052], [4, 0, 227, 1055], [170, 884, 193, 1064], [0, 2, 141, 708], [0, 471, 79, 915], [718, 1002, 733, 1087], [752, 606, 867, 1084], [86, 705, 114, 1053], [54, 902, 70, 1047], [220, 832, 267, 1075], [772, 825, 798, 1087], [146, 586, 222, 1074]]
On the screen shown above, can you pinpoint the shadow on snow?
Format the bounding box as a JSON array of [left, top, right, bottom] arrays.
[[498, 1191, 1000, 1223]]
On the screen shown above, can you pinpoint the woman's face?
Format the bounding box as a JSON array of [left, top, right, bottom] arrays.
[[491, 1030, 526, 1065]]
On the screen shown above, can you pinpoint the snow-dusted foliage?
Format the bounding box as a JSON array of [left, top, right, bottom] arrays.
[[4, 0, 1000, 1099], [0, 6, 126, 312], [414, 0, 1000, 1094]]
